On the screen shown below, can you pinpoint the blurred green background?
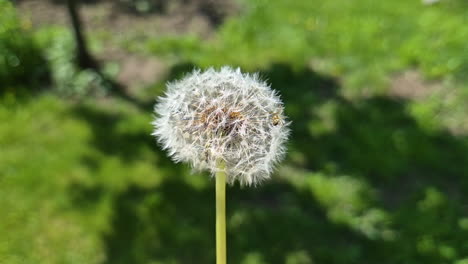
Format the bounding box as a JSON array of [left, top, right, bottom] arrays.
[[2, 0, 468, 263]]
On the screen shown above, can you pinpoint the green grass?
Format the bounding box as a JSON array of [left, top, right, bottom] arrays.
[[3, 79, 468, 263], [3, 0, 468, 263], [0, 1, 48, 92], [0, 95, 178, 263], [133, 0, 468, 94]]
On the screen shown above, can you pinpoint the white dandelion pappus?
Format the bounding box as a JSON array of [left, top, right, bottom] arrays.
[[152, 67, 290, 186]]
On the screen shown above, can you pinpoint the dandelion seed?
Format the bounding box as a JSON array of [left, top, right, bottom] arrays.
[[152, 66, 290, 186]]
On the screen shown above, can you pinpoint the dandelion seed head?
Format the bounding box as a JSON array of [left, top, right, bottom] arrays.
[[152, 67, 290, 186]]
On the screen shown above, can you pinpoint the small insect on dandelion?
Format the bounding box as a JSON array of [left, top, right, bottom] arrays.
[[152, 66, 290, 186], [271, 112, 282, 126]]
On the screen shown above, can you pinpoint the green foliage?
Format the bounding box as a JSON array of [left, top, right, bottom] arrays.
[[126, 35, 203, 61], [0, 0, 49, 93], [0, 95, 163, 264], [0, 2, 113, 97], [307, 173, 391, 240], [34, 27, 114, 97]]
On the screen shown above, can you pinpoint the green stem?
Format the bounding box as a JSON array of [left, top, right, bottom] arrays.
[[216, 163, 227, 264]]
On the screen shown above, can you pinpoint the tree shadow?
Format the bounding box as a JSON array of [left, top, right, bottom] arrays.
[[102, 179, 370, 264], [69, 62, 468, 263], [260, 63, 468, 193], [71, 105, 155, 163], [260, 64, 468, 263]]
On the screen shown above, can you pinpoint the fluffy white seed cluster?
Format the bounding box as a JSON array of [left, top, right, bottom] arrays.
[[152, 67, 290, 186]]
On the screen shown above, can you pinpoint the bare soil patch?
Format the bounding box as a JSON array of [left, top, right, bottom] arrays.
[[389, 70, 442, 99], [17, 0, 238, 37], [103, 48, 168, 90]]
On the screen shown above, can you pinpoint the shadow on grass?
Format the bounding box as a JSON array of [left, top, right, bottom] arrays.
[[71, 105, 154, 163], [69, 62, 468, 263], [103, 179, 368, 264]]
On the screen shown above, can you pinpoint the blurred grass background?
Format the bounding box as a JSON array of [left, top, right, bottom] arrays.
[[2, 0, 468, 263]]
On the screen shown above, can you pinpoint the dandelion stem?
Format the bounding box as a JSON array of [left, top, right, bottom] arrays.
[[216, 161, 227, 264]]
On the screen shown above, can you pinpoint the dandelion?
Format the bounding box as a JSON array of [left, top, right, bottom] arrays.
[[152, 66, 290, 263], [152, 67, 290, 185]]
